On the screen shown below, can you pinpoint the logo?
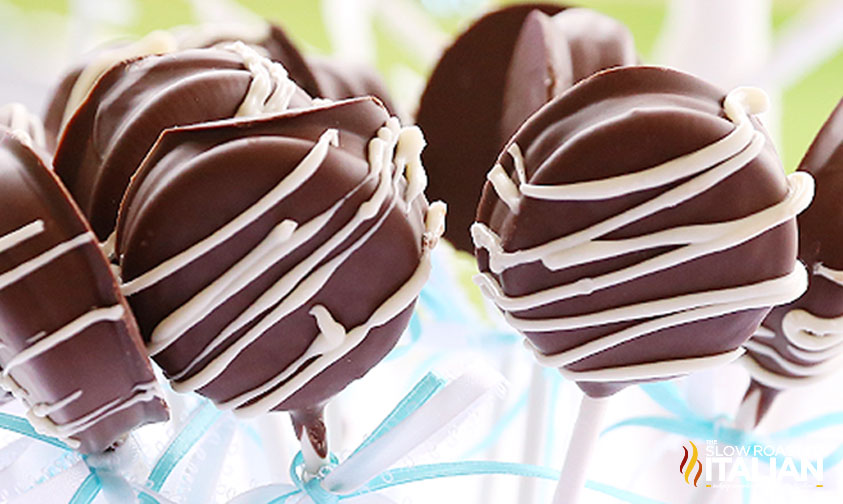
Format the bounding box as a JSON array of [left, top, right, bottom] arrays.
[[674, 439, 824, 489], [680, 441, 703, 487]]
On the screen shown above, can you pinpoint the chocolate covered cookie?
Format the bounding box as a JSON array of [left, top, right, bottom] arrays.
[[741, 98, 843, 425], [54, 43, 311, 242], [473, 66, 812, 397], [417, 5, 635, 251], [0, 128, 167, 453], [115, 98, 443, 437]]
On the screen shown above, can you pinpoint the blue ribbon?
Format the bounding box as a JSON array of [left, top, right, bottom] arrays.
[[254, 372, 669, 504], [0, 399, 222, 504], [602, 380, 843, 502], [69, 472, 101, 504], [139, 400, 223, 503]]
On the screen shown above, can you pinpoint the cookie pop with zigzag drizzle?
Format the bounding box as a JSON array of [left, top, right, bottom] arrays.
[[115, 97, 444, 473], [54, 42, 312, 244], [417, 4, 636, 252], [739, 97, 843, 427], [0, 126, 167, 454], [472, 66, 813, 504]]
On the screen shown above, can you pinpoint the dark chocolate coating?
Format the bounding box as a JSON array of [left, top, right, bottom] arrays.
[[43, 22, 322, 152], [53, 47, 312, 241], [501, 8, 636, 143], [308, 57, 399, 117], [744, 98, 843, 425], [418, 4, 635, 251], [417, 4, 564, 252], [475, 66, 797, 398], [0, 129, 167, 453], [116, 98, 427, 415]]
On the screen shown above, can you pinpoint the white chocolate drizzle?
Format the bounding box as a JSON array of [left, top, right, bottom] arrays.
[[2, 306, 126, 374], [60, 22, 294, 134], [813, 263, 843, 287], [122, 129, 339, 299], [0, 222, 162, 446], [0, 233, 93, 291], [472, 87, 813, 382], [31, 390, 83, 418], [27, 382, 160, 441], [0, 220, 44, 255], [121, 118, 442, 416], [62, 30, 180, 131], [222, 41, 300, 117], [743, 264, 843, 388]]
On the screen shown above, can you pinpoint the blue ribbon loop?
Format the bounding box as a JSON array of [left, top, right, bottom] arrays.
[[4, 374, 842, 503]]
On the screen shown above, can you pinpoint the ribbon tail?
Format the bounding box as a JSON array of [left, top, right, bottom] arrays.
[[68, 471, 101, 504]]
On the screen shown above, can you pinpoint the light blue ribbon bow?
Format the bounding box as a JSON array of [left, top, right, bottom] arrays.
[[239, 372, 670, 504], [0, 398, 223, 504]]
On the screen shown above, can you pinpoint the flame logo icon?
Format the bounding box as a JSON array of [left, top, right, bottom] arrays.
[[680, 441, 703, 487]]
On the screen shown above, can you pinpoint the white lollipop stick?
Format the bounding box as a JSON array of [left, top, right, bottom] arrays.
[[518, 364, 551, 503], [301, 425, 330, 477], [551, 395, 610, 504], [322, 370, 501, 494]]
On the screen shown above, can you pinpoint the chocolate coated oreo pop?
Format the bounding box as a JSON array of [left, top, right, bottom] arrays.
[[740, 98, 843, 426], [115, 98, 444, 449], [473, 66, 813, 398], [417, 4, 635, 251], [43, 22, 320, 150], [54, 43, 312, 242], [0, 128, 167, 454], [45, 22, 397, 152]]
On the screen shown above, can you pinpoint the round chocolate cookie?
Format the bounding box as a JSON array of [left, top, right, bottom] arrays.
[[43, 22, 320, 151], [54, 43, 312, 242], [0, 127, 167, 453], [115, 98, 444, 435], [417, 4, 636, 251], [473, 66, 813, 397], [741, 97, 843, 425], [44, 21, 397, 153]]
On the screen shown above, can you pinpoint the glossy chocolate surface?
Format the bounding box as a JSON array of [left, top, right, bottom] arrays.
[[116, 98, 428, 415], [501, 8, 636, 143], [418, 4, 635, 251], [308, 57, 399, 116], [53, 47, 311, 241], [475, 67, 797, 397], [43, 22, 321, 150], [744, 98, 843, 424], [0, 129, 167, 453]]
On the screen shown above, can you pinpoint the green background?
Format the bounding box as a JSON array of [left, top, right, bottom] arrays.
[[6, 0, 841, 172]]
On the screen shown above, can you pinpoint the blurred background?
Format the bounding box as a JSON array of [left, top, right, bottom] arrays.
[[0, 0, 840, 172], [0, 2, 841, 503]]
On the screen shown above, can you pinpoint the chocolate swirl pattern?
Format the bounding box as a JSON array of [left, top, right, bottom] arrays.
[[0, 130, 166, 453], [740, 98, 843, 423], [116, 98, 443, 417], [473, 67, 812, 396]]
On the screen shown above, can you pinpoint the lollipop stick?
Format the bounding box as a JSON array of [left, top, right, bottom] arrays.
[[518, 364, 551, 503], [551, 395, 609, 504], [734, 386, 761, 431], [300, 426, 329, 477], [291, 406, 330, 477]]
